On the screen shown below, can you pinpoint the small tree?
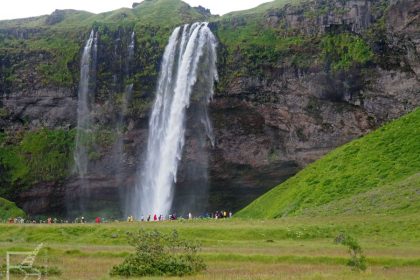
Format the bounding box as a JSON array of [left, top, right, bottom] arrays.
[[110, 230, 206, 277], [335, 233, 367, 271]]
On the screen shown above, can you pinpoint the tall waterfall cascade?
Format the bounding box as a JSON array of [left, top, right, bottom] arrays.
[[130, 22, 218, 217], [74, 30, 98, 177]]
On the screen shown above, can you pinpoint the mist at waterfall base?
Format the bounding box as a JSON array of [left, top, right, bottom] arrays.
[[127, 23, 218, 218]]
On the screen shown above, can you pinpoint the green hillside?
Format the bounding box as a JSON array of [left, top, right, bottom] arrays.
[[224, 0, 299, 17], [301, 172, 420, 216], [0, 0, 207, 29], [237, 108, 420, 219], [0, 197, 25, 221]]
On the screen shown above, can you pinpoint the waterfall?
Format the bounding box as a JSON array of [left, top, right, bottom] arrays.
[[114, 31, 135, 216], [115, 31, 135, 157], [130, 23, 218, 217], [74, 30, 98, 177], [128, 32, 135, 65], [123, 31, 135, 110]]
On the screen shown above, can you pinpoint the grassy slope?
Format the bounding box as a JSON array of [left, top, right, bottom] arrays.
[[237, 108, 420, 219], [0, 197, 25, 220], [223, 0, 300, 17], [301, 173, 420, 216]]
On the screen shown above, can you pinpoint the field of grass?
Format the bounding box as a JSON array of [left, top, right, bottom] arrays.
[[238, 108, 420, 219], [0, 215, 419, 279]]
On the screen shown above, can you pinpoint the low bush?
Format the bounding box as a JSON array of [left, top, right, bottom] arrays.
[[335, 233, 367, 271], [110, 229, 206, 277]]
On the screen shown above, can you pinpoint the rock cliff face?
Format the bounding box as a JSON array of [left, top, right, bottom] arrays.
[[0, 0, 419, 217]]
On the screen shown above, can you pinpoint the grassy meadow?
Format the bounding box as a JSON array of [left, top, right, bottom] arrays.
[[0, 215, 419, 279]]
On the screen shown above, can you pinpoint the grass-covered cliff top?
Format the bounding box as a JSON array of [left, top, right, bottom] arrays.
[[0, 0, 299, 29], [237, 108, 420, 219], [223, 0, 300, 17], [0, 0, 209, 29]]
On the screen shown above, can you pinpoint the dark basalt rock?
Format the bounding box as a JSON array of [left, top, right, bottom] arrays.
[[46, 10, 66, 25], [194, 6, 212, 17], [264, 0, 382, 35]]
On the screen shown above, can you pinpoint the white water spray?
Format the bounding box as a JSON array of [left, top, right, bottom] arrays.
[[74, 30, 98, 177], [130, 23, 218, 217]]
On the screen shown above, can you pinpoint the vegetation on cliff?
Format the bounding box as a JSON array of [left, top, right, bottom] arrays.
[[321, 33, 374, 71], [237, 108, 420, 218], [0, 129, 75, 197], [0, 0, 389, 93], [0, 0, 208, 94], [212, 0, 390, 94]]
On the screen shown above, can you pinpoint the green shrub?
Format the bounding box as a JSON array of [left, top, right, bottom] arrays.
[[0, 107, 8, 118], [335, 233, 367, 271], [110, 230, 206, 277], [321, 33, 373, 71]]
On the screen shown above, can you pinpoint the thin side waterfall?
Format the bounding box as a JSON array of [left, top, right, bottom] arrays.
[[74, 30, 98, 178], [130, 23, 218, 217], [115, 31, 135, 138], [128, 32, 135, 68], [114, 31, 135, 216], [123, 31, 135, 110]]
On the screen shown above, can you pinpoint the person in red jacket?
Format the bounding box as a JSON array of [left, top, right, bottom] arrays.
[[95, 217, 101, 223], [153, 214, 157, 221]]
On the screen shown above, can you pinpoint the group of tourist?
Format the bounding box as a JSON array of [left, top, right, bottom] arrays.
[[212, 210, 233, 219], [5, 216, 93, 224], [4, 210, 233, 224], [6, 217, 70, 224], [125, 210, 233, 222], [127, 213, 175, 222]]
